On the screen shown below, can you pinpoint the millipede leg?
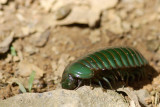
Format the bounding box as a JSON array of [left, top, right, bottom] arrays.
[[125, 72, 129, 85], [97, 80, 107, 92], [120, 71, 126, 86], [111, 75, 116, 85], [113, 73, 118, 81], [117, 70, 124, 81], [89, 79, 94, 90], [103, 77, 113, 89], [98, 81, 103, 88], [110, 71, 118, 81], [94, 79, 103, 89], [75, 80, 82, 90], [108, 75, 116, 87]]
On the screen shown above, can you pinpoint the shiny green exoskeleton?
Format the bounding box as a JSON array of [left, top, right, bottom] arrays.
[[61, 47, 148, 90]]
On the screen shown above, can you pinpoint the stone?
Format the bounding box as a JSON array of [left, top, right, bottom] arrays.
[[13, 56, 20, 62], [0, 86, 129, 107], [0, 33, 14, 54], [0, 0, 8, 4], [90, 0, 118, 11], [135, 89, 152, 107], [24, 45, 39, 55], [55, 6, 100, 27], [39, 0, 56, 12], [146, 39, 160, 52], [122, 21, 131, 33], [17, 61, 44, 79], [104, 10, 123, 34], [53, 0, 118, 27], [55, 5, 71, 20], [31, 29, 50, 47], [89, 30, 101, 43], [117, 88, 141, 107]]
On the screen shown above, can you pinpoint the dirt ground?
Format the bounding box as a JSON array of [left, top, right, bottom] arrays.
[[0, 0, 160, 106]]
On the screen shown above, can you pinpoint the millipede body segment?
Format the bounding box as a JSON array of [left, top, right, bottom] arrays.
[[61, 47, 148, 90]]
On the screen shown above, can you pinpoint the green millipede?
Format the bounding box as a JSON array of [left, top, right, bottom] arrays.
[[61, 47, 148, 90]]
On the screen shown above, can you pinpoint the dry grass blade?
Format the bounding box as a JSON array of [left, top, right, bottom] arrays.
[[15, 81, 27, 93], [154, 92, 160, 107]]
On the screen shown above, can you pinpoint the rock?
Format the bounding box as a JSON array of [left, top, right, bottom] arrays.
[[135, 89, 152, 107], [134, 9, 144, 17], [0, 71, 2, 80], [81, 28, 90, 35], [90, 0, 118, 11], [0, 33, 14, 54], [39, 0, 56, 12], [148, 13, 158, 22], [0, 85, 12, 100], [55, 6, 100, 27], [16, 13, 25, 22], [132, 21, 140, 29], [53, 0, 118, 27], [51, 61, 57, 72], [0, 86, 129, 107], [31, 29, 50, 47], [122, 0, 144, 3], [146, 39, 160, 52], [13, 56, 20, 62], [24, 45, 39, 55], [17, 51, 23, 61], [89, 30, 101, 44], [152, 75, 160, 89], [143, 84, 153, 92], [122, 21, 131, 33], [157, 60, 160, 67], [119, 10, 128, 19], [40, 53, 49, 58], [17, 61, 44, 79], [51, 46, 59, 54], [117, 88, 141, 107], [55, 5, 71, 20], [21, 26, 36, 37], [24, 0, 33, 7], [5, 54, 12, 63], [0, 0, 8, 4], [103, 10, 123, 34]]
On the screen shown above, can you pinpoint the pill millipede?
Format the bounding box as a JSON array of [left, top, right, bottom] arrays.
[[61, 47, 149, 90]]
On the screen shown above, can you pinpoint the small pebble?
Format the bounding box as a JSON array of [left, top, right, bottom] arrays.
[[122, 21, 131, 32], [0, 0, 8, 4], [132, 22, 140, 29], [146, 39, 160, 52], [13, 56, 20, 62], [5, 54, 12, 63], [31, 29, 50, 47], [135, 89, 151, 106], [89, 30, 101, 44], [150, 91, 156, 96], [0, 34, 14, 54], [55, 5, 71, 20], [24, 45, 39, 55]]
